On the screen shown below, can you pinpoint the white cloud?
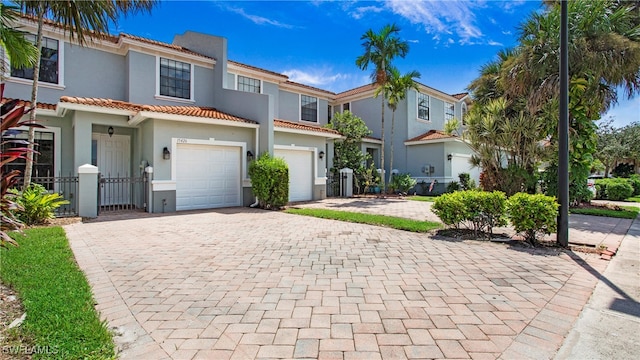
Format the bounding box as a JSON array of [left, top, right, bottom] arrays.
[[226, 6, 294, 29], [385, 0, 482, 45], [603, 97, 640, 128], [407, 39, 420, 43], [282, 68, 368, 93], [350, 5, 384, 20], [502, 30, 512, 35], [487, 40, 503, 46]]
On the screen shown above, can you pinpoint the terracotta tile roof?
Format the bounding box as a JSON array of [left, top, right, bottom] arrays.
[[452, 92, 469, 100], [284, 81, 336, 96], [406, 130, 456, 143], [140, 104, 255, 123], [335, 83, 377, 99], [60, 96, 256, 123], [1, 98, 57, 111], [363, 135, 382, 141], [119, 34, 213, 60], [274, 119, 340, 135], [228, 60, 288, 79], [60, 96, 141, 111]]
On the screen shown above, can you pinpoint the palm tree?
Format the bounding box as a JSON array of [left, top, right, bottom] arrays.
[[0, 3, 37, 77], [376, 67, 420, 187], [356, 23, 409, 194], [15, 0, 157, 187]]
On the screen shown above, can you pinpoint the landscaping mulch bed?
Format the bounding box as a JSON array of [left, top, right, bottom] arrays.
[[0, 283, 32, 360]]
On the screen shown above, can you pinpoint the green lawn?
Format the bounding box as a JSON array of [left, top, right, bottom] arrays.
[[406, 195, 438, 202], [626, 196, 640, 203], [0, 227, 115, 360], [570, 206, 639, 219], [285, 208, 441, 232]]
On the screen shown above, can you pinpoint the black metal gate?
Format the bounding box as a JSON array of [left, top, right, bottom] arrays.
[[98, 173, 148, 214], [16, 174, 79, 217], [326, 172, 349, 197]]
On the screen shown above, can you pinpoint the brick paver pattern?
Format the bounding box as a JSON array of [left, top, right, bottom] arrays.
[[65, 204, 610, 360]]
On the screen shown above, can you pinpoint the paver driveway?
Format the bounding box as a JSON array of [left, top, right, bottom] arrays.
[[65, 208, 608, 360]]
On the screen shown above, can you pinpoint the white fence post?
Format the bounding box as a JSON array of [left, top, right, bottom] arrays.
[[340, 168, 353, 197], [78, 164, 99, 218]]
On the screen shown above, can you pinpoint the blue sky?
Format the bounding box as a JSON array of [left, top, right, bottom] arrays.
[[112, 0, 638, 127]]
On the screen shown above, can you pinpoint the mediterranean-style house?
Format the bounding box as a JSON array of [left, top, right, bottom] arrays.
[[1, 16, 475, 215]]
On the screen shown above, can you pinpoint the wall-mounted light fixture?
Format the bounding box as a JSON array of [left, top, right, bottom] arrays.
[[447, 154, 452, 161], [108, 126, 114, 137], [319, 151, 325, 160], [163, 147, 171, 160], [247, 150, 254, 161]]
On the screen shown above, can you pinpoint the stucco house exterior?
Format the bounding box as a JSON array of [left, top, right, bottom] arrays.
[[2, 17, 475, 215], [333, 84, 476, 194]]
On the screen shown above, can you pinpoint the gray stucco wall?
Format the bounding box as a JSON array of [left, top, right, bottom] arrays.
[[150, 119, 255, 181], [172, 31, 227, 90], [65, 45, 126, 101], [278, 90, 299, 121], [406, 143, 445, 178]]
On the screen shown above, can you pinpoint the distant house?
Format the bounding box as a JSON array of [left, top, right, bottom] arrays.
[[333, 85, 475, 194], [2, 16, 475, 216]]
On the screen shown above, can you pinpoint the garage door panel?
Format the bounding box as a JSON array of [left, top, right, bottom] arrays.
[[275, 149, 313, 202], [177, 144, 242, 211]]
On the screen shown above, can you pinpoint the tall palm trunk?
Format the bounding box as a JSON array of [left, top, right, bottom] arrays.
[[380, 92, 385, 194], [23, 12, 43, 188], [389, 109, 395, 188]]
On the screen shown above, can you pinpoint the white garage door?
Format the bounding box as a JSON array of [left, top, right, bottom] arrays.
[[275, 149, 313, 202], [176, 144, 241, 210]]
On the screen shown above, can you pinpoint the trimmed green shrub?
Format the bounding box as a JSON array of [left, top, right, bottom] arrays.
[[506, 193, 558, 245], [606, 180, 634, 201], [432, 190, 507, 238], [389, 173, 417, 195], [468, 190, 507, 237], [432, 191, 466, 228], [595, 178, 635, 200], [9, 183, 69, 225], [458, 173, 477, 191], [248, 153, 289, 209], [446, 181, 460, 193], [628, 174, 640, 196]]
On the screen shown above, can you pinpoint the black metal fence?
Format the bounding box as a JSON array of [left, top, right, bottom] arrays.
[[14, 174, 79, 217], [326, 172, 353, 197], [98, 173, 148, 214]]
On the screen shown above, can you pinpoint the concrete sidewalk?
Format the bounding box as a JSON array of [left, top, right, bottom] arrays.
[[554, 216, 640, 359]]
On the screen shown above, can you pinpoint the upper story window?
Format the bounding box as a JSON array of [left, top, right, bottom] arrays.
[[417, 92, 430, 121], [11, 35, 59, 84], [328, 104, 332, 123], [301, 95, 318, 122], [159, 58, 191, 100], [237, 75, 260, 93], [445, 102, 454, 122], [461, 103, 468, 125], [342, 103, 350, 112]]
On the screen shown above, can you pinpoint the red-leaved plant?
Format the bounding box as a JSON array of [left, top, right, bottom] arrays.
[[1, 83, 43, 247]]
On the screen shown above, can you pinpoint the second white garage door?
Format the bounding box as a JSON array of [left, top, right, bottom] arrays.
[[274, 149, 313, 202], [176, 144, 241, 210]]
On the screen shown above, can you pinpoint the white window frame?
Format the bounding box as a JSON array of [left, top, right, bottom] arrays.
[[461, 103, 468, 125], [445, 102, 455, 122], [155, 56, 195, 103], [417, 92, 430, 122], [300, 94, 319, 123], [235, 74, 262, 94], [5, 34, 65, 89]]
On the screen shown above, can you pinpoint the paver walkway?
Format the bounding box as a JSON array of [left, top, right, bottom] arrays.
[[64, 201, 622, 360]]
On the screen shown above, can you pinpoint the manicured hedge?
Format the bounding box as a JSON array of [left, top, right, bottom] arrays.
[[248, 153, 289, 209], [432, 190, 507, 238], [433, 190, 559, 245], [595, 178, 635, 201], [506, 193, 559, 245]]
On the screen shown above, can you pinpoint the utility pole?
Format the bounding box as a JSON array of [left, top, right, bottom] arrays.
[[557, 0, 569, 247]]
